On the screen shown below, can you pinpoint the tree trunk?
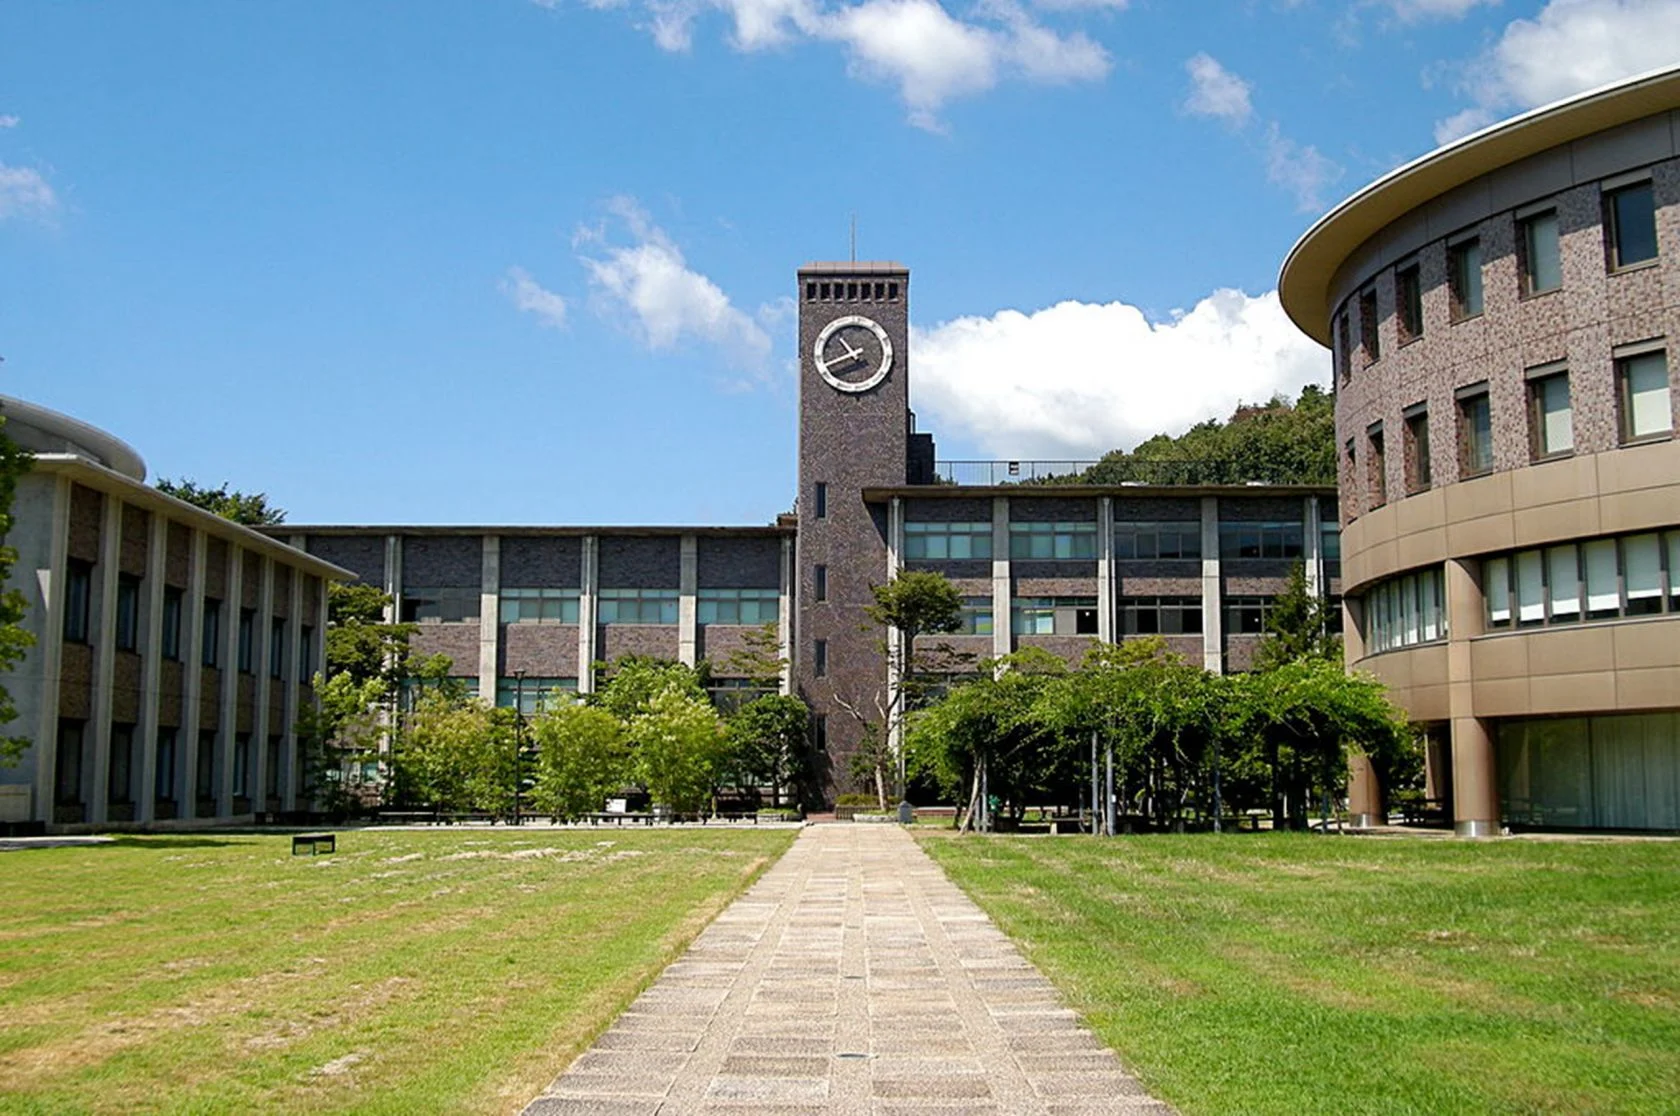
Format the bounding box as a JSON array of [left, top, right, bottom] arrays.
[[956, 764, 982, 833]]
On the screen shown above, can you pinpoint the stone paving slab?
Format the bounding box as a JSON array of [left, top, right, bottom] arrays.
[[521, 824, 1173, 1116]]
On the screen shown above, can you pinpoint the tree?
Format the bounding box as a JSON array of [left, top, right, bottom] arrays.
[[633, 688, 729, 814], [0, 404, 33, 764], [323, 583, 417, 685], [528, 703, 631, 821], [1253, 561, 1340, 671], [154, 478, 286, 525], [728, 694, 811, 808], [1083, 386, 1335, 486], [593, 656, 709, 722], [858, 569, 964, 805], [398, 691, 516, 813]]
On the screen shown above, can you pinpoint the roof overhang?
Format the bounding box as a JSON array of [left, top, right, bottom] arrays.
[[274, 524, 795, 538], [1279, 64, 1680, 346], [863, 484, 1336, 501]]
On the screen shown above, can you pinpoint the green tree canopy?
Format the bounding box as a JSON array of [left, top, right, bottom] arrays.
[[727, 694, 811, 807], [1082, 385, 1334, 486], [593, 656, 709, 722], [1253, 561, 1342, 671], [0, 404, 34, 763], [633, 688, 729, 814], [154, 478, 286, 525], [528, 703, 631, 821]]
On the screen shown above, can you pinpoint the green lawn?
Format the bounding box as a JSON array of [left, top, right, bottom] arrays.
[[0, 827, 794, 1116], [920, 832, 1680, 1116]]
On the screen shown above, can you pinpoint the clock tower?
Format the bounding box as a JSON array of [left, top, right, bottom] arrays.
[[795, 262, 915, 797]]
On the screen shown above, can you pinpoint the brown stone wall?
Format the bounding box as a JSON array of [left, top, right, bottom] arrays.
[[403, 535, 480, 588], [166, 523, 192, 587], [302, 577, 321, 626], [242, 552, 261, 609], [1113, 496, 1200, 521], [696, 536, 782, 588], [904, 497, 992, 523], [1116, 570, 1201, 594], [112, 652, 142, 723], [204, 538, 229, 600], [200, 668, 221, 726], [237, 676, 256, 733], [1016, 634, 1100, 666], [917, 635, 992, 673], [1011, 496, 1098, 522], [120, 505, 150, 576], [597, 624, 680, 662], [271, 567, 292, 619], [502, 536, 582, 587], [698, 624, 771, 669], [1218, 496, 1304, 522], [305, 535, 386, 585], [159, 661, 184, 727], [67, 484, 103, 563], [58, 642, 93, 719], [1225, 635, 1263, 672], [503, 623, 580, 677], [599, 537, 680, 589], [1014, 574, 1099, 597], [410, 622, 480, 675]]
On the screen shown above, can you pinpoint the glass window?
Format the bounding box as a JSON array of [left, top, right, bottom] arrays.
[[499, 587, 580, 624], [1530, 372, 1573, 458], [1369, 426, 1387, 506], [598, 588, 679, 625], [958, 597, 993, 635], [401, 587, 481, 623], [1364, 568, 1446, 652], [696, 588, 779, 625], [238, 609, 255, 674], [1450, 238, 1483, 320], [1336, 309, 1352, 382], [814, 639, 827, 677], [1218, 522, 1303, 560], [115, 575, 140, 652], [1618, 351, 1671, 442], [814, 482, 827, 519], [1584, 539, 1619, 620], [1515, 551, 1545, 625], [1520, 210, 1562, 295], [55, 720, 84, 806], [1114, 521, 1200, 560], [1546, 545, 1581, 623], [1485, 556, 1512, 628], [1010, 597, 1096, 636], [1405, 409, 1432, 492], [1225, 596, 1276, 636], [162, 588, 183, 660], [1396, 265, 1423, 344], [154, 728, 177, 802], [814, 565, 826, 602], [270, 619, 286, 679], [1358, 288, 1379, 364], [1459, 392, 1493, 476], [109, 724, 134, 805], [904, 521, 992, 560], [1120, 597, 1202, 636], [1607, 181, 1658, 269], [496, 676, 576, 714], [1669, 533, 1680, 610], [202, 599, 221, 667], [233, 734, 250, 798], [63, 561, 92, 643], [299, 624, 315, 679], [1009, 522, 1097, 560], [1624, 533, 1662, 615]]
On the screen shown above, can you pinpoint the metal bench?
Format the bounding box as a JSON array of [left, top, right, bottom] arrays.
[[291, 832, 336, 856]]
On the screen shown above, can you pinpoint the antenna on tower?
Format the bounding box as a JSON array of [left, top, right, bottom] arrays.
[[849, 214, 856, 262]]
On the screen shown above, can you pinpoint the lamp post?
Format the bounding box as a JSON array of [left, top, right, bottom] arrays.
[[512, 669, 526, 827]]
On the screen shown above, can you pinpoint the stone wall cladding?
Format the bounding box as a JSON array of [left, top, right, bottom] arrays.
[[159, 662, 183, 727], [237, 676, 255, 734], [242, 552, 261, 609], [113, 652, 142, 723], [204, 538, 229, 600], [1224, 574, 1295, 596], [502, 624, 581, 677], [410, 622, 481, 675], [1016, 634, 1100, 665], [1011, 497, 1098, 522], [696, 536, 782, 588], [1225, 636, 1262, 672], [906, 558, 990, 582], [119, 504, 149, 577], [199, 668, 220, 726], [403, 535, 481, 588], [697, 624, 771, 671], [1013, 574, 1099, 597], [1335, 148, 1679, 525], [598, 624, 680, 662], [1218, 496, 1304, 522], [1116, 560, 1201, 585], [917, 634, 992, 672], [272, 568, 292, 619], [67, 484, 102, 563], [502, 536, 582, 588], [302, 578, 321, 627], [1156, 635, 1205, 661], [1113, 496, 1200, 521], [904, 497, 991, 522], [58, 642, 92, 719], [599, 537, 680, 590], [305, 535, 386, 585], [1116, 575, 1203, 595], [166, 523, 192, 587]]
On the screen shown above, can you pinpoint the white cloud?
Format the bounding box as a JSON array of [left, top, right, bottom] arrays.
[[548, 0, 1111, 129], [1379, 0, 1497, 21], [1263, 123, 1341, 212], [502, 266, 570, 329], [1436, 0, 1680, 142], [1183, 52, 1252, 124], [911, 289, 1328, 459], [577, 196, 773, 371], [0, 115, 18, 129], [0, 164, 56, 220]]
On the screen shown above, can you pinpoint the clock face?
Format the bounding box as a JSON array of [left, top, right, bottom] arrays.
[[813, 314, 893, 394]]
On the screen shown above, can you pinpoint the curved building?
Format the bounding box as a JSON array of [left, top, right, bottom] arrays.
[[1280, 66, 1680, 834]]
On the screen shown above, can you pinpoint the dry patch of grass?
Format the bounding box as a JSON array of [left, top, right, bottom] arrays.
[[922, 832, 1680, 1116], [0, 827, 794, 1115]]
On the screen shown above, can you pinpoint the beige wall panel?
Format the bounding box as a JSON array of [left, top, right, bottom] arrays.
[[1525, 625, 1616, 677], [1469, 635, 1530, 680], [1444, 472, 1514, 524], [1526, 669, 1618, 713], [1470, 676, 1530, 717], [1446, 514, 1516, 557], [1513, 499, 1602, 549], [1614, 667, 1680, 708], [1612, 619, 1680, 670], [1393, 488, 1446, 536], [1394, 526, 1448, 571]]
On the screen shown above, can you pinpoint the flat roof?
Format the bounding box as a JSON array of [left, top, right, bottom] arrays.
[[864, 484, 1334, 500], [798, 261, 908, 275], [1278, 64, 1680, 346], [275, 525, 794, 538]]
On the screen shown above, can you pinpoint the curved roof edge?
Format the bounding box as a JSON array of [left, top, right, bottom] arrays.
[[0, 395, 148, 482], [1279, 64, 1680, 346]]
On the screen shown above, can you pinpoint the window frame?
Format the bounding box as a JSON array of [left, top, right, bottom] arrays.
[[1605, 179, 1659, 272], [1449, 236, 1483, 321], [1518, 208, 1562, 297], [1527, 367, 1574, 461], [1007, 521, 1097, 561], [903, 521, 993, 561], [498, 586, 581, 625], [201, 598, 221, 667], [597, 587, 680, 625], [696, 587, 779, 625], [1358, 287, 1380, 366], [1457, 388, 1494, 478], [1395, 263, 1423, 345], [1616, 348, 1672, 445], [1113, 521, 1201, 561], [63, 560, 93, 644], [1403, 404, 1432, 494], [1119, 596, 1203, 636], [115, 573, 141, 652]]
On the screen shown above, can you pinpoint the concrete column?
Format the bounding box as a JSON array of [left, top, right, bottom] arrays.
[[135, 511, 167, 824], [1199, 495, 1222, 674], [283, 553, 304, 812], [1445, 556, 1498, 836], [382, 535, 402, 621], [33, 475, 72, 825], [777, 536, 793, 696], [991, 496, 1011, 662], [1097, 496, 1114, 644], [179, 531, 207, 813], [1302, 496, 1322, 600], [218, 548, 242, 817], [1347, 753, 1383, 827], [576, 535, 598, 694], [479, 536, 500, 700], [678, 534, 698, 667], [87, 494, 123, 825], [251, 557, 274, 810], [885, 499, 903, 762]]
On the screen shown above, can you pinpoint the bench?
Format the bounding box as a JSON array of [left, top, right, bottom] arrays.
[[703, 812, 760, 825], [291, 832, 336, 856], [583, 812, 656, 826]]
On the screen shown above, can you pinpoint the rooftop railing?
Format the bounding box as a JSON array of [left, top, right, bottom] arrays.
[[930, 459, 1292, 486]]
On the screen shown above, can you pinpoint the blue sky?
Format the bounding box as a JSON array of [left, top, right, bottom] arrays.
[[3, 0, 1676, 525]]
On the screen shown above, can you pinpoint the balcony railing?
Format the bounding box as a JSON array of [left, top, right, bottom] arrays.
[[930, 459, 1274, 486]]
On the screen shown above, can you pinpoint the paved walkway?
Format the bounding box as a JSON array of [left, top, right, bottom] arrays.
[[522, 823, 1171, 1115]]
